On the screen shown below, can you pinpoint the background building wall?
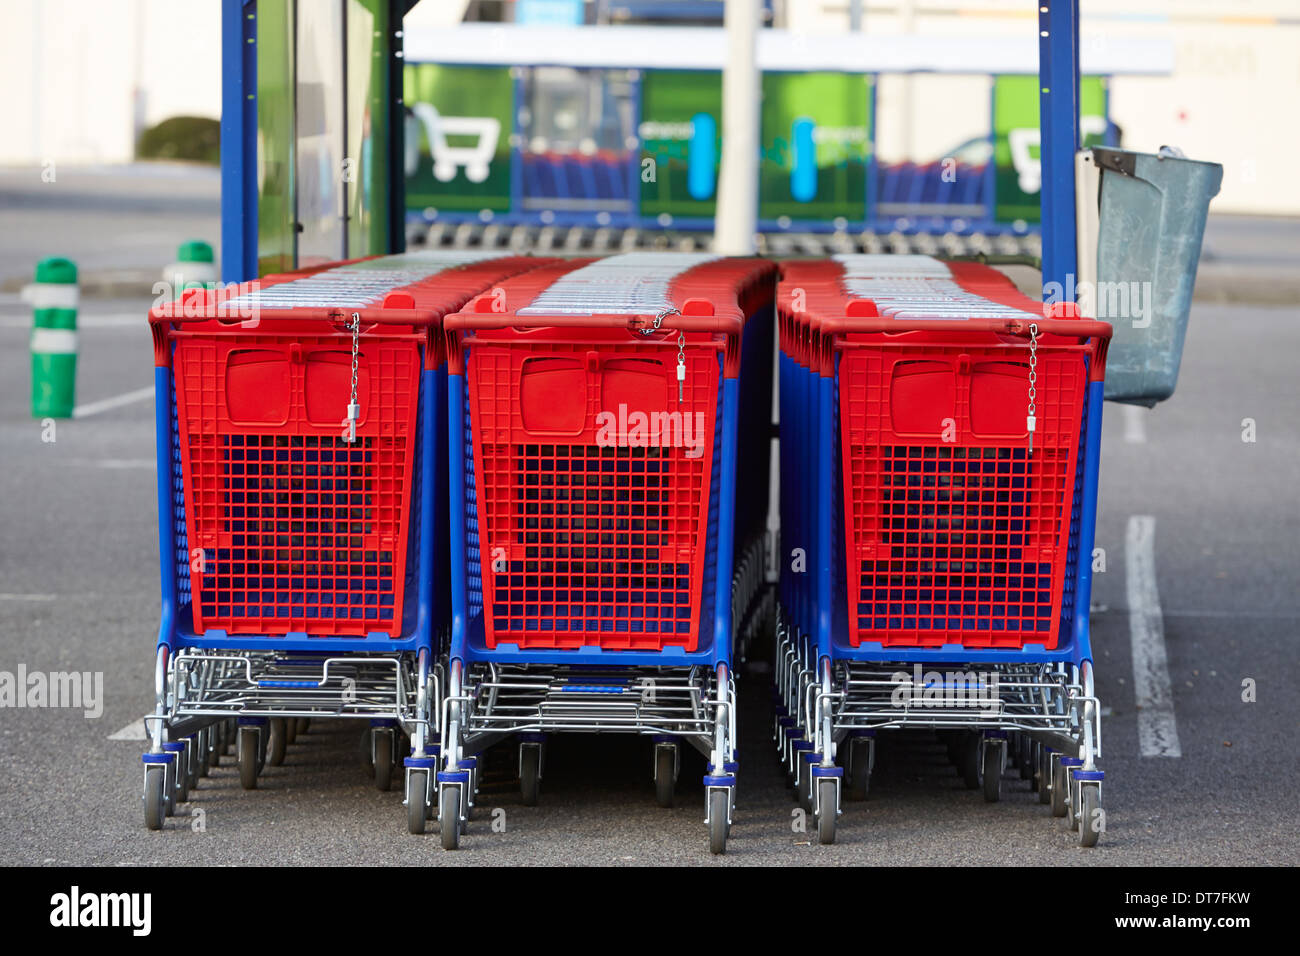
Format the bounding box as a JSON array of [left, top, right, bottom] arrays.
[[0, 0, 1292, 215], [0, 0, 221, 166], [787, 0, 1299, 215]]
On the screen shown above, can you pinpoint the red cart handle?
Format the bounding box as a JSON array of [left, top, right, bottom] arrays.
[[815, 315, 1112, 339], [149, 305, 443, 328]]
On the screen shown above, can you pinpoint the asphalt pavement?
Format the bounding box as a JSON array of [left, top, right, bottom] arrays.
[[0, 163, 1295, 866], [0, 287, 1295, 866]]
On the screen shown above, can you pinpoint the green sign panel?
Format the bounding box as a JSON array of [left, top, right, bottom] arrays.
[[993, 74, 1108, 224], [638, 70, 723, 221], [404, 64, 514, 214], [759, 72, 872, 223]]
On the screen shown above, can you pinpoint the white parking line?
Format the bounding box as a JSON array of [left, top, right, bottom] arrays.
[[1126, 515, 1182, 757], [108, 717, 148, 741], [72, 385, 154, 419], [1122, 403, 1147, 444]]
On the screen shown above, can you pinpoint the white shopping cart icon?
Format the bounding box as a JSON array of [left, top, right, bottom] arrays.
[[409, 103, 500, 184], [1008, 115, 1108, 194]]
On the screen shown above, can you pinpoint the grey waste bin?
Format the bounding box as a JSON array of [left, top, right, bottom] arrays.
[[1092, 146, 1223, 406]]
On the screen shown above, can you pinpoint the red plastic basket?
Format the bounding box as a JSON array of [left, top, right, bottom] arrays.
[[152, 253, 546, 638], [838, 339, 1086, 649], [779, 256, 1110, 651], [448, 255, 775, 652], [172, 326, 421, 637]]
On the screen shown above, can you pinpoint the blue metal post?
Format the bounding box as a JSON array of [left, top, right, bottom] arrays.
[[153, 367, 177, 651], [413, 368, 437, 653], [629, 70, 644, 224], [1039, 0, 1081, 296], [815, 372, 834, 662], [221, 0, 259, 283], [712, 377, 740, 667], [446, 372, 469, 664], [510, 70, 524, 223], [1071, 380, 1106, 662]]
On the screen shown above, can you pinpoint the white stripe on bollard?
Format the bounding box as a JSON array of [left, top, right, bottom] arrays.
[[163, 261, 218, 291], [30, 328, 79, 353], [22, 282, 80, 309]]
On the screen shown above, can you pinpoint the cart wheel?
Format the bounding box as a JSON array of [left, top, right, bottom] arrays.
[[847, 739, 871, 801], [1078, 784, 1102, 847], [284, 717, 297, 746], [296, 717, 310, 736], [1050, 760, 1069, 818], [407, 770, 428, 835], [961, 735, 982, 790], [797, 761, 816, 813], [144, 766, 166, 831], [238, 727, 259, 790], [520, 744, 541, 807], [255, 722, 267, 774], [1037, 748, 1052, 804], [816, 779, 838, 846], [373, 730, 394, 792], [189, 738, 203, 788], [654, 745, 676, 808], [175, 746, 191, 804], [267, 718, 287, 767], [360, 728, 375, 775], [197, 728, 211, 778], [163, 759, 177, 816], [221, 719, 234, 756], [439, 787, 461, 850], [708, 790, 729, 855], [982, 741, 1002, 802], [1018, 736, 1033, 780]]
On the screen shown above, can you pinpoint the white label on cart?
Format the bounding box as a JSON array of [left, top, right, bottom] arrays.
[[832, 254, 1041, 321], [518, 252, 720, 316], [222, 250, 512, 311]]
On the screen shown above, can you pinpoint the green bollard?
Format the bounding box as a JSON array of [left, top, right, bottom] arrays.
[[30, 257, 78, 419], [164, 239, 217, 294]]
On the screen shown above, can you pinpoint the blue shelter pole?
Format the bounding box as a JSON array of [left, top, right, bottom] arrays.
[[1038, 0, 1080, 296], [221, 0, 259, 283]]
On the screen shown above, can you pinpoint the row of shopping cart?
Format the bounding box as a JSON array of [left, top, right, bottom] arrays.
[[141, 250, 773, 853], [774, 254, 1110, 846], [141, 248, 1109, 852]]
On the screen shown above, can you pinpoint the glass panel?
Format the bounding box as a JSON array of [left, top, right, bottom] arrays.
[[257, 0, 296, 276], [345, 0, 389, 257], [296, 0, 346, 267]]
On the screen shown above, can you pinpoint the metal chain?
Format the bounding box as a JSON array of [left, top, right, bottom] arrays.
[[636, 307, 686, 402], [676, 330, 687, 404], [1026, 321, 1039, 456], [344, 312, 361, 444], [638, 306, 680, 335]]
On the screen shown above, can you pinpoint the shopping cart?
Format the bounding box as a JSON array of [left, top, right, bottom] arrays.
[[440, 252, 776, 852], [140, 251, 544, 832], [774, 254, 1112, 846]]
